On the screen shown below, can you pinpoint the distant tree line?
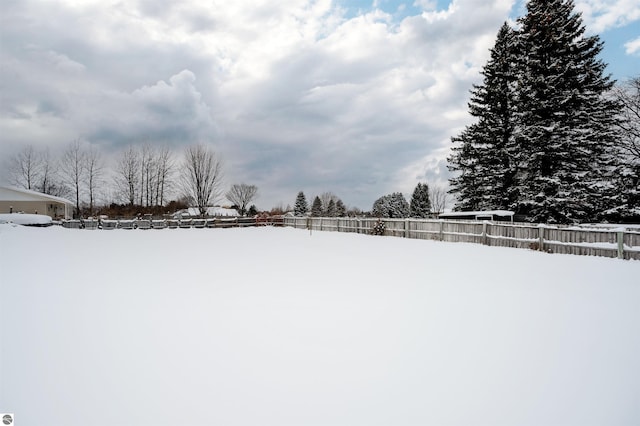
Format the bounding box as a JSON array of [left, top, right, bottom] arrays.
[[293, 191, 349, 217], [448, 0, 639, 223], [369, 182, 448, 219], [5, 142, 259, 219], [291, 182, 448, 219]]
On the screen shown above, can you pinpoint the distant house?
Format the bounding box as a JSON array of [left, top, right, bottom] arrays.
[[438, 210, 515, 222], [0, 186, 74, 219]]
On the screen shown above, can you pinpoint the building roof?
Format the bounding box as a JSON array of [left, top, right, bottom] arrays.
[[0, 186, 74, 206], [439, 210, 515, 218]]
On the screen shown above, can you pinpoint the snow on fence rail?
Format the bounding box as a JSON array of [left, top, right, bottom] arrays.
[[283, 217, 640, 261]]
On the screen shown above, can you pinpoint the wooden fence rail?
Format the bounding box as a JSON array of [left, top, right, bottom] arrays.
[[283, 217, 640, 261]]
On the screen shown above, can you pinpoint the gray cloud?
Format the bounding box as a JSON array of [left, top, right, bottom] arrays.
[[0, 0, 637, 210]]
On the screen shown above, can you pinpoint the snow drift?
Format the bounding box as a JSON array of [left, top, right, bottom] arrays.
[[0, 213, 52, 226]]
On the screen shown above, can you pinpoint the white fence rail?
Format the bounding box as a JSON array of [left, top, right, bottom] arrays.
[[283, 217, 640, 261]]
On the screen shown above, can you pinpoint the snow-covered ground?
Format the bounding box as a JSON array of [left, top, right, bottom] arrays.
[[1, 224, 639, 426]]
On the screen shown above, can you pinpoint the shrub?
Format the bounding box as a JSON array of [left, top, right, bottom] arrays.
[[371, 218, 386, 236]]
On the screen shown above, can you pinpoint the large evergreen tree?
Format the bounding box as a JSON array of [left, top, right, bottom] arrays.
[[294, 191, 308, 216], [409, 182, 432, 218], [448, 22, 519, 212], [514, 0, 619, 223], [448, 2, 620, 223]]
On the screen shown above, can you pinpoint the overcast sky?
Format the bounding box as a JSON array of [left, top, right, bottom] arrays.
[[1, 0, 638, 210]]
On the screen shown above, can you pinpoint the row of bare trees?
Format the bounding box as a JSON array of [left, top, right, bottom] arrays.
[[5, 142, 256, 218], [114, 144, 174, 208]]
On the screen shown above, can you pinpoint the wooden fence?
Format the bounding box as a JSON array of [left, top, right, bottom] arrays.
[[283, 217, 640, 261], [61, 216, 285, 230]]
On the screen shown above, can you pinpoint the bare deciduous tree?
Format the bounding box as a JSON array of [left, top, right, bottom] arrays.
[[614, 76, 640, 163], [85, 146, 104, 216], [114, 146, 140, 206], [140, 144, 155, 207], [226, 183, 258, 216], [181, 144, 224, 217], [113, 145, 174, 208], [154, 146, 174, 206], [38, 149, 55, 194], [40, 149, 69, 198], [612, 76, 640, 216], [430, 185, 449, 215], [60, 140, 85, 218], [7, 145, 41, 190]]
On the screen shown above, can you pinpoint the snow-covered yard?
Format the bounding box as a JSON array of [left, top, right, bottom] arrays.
[[1, 224, 639, 426]]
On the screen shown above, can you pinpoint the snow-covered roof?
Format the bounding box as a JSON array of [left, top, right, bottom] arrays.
[[439, 210, 515, 218], [0, 186, 74, 206]]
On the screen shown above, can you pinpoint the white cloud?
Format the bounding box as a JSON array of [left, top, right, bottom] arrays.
[[413, 0, 438, 11], [624, 36, 640, 55], [574, 0, 640, 33]]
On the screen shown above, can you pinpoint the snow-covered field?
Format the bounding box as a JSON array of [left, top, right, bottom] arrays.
[[1, 224, 639, 426]]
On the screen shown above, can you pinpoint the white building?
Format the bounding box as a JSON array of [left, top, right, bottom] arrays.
[[0, 186, 74, 219]]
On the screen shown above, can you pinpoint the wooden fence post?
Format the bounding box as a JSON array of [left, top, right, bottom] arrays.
[[405, 219, 410, 239], [439, 220, 444, 241], [617, 231, 625, 259], [538, 225, 545, 252], [482, 221, 488, 245]]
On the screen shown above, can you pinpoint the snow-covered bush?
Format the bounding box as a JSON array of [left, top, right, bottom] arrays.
[[372, 192, 409, 218], [371, 218, 386, 236]]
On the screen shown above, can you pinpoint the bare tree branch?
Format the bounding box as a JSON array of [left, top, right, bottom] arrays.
[[614, 76, 640, 162], [114, 146, 140, 206], [60, 140, 86, 218], [155, 146, 174, 206], [226, 183, 258, 216], [429, 185, 450, 214], [181, 144, 224, 217], [85, 146, 104, 216], [7, 145, 42, 190]]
